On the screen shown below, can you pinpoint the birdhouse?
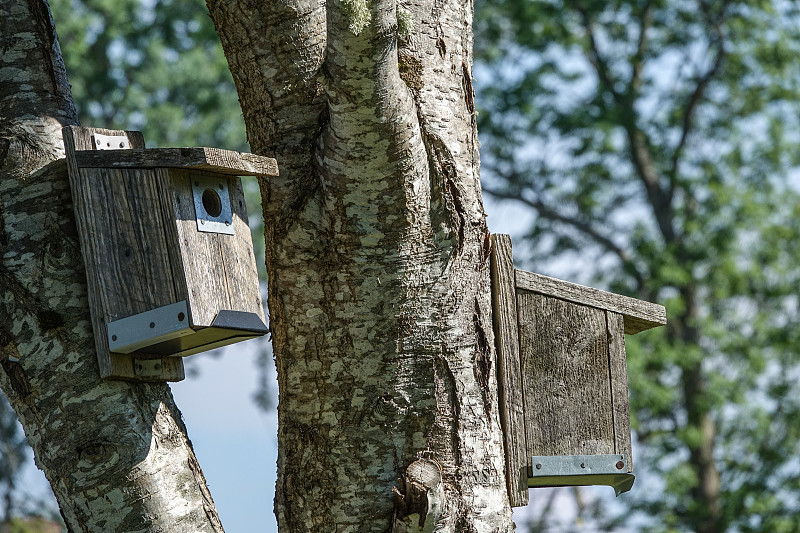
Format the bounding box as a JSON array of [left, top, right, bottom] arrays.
[[63, 126, 279, 382], [490, 234, 666, 507]]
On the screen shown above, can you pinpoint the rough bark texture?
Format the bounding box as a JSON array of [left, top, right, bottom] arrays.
[[0, 1, 224, 530], [207, 0, 513, 531]]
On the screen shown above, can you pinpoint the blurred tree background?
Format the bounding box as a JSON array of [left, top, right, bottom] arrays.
[[4, 0, 800, 531], [474, 0, 800, 531]]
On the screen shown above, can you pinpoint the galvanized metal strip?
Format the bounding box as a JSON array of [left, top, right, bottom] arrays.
[[529, 454, 629, 477], [108, 301, 194, 353], [527, 454, 634, 496], [91, 133, 131, 150], [191, 174, 234, 235]]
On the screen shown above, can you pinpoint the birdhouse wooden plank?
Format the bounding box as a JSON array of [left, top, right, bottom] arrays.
[[490, 234, 529, 507], [490, 234, 666, 506], [62, 126, 278, 382]]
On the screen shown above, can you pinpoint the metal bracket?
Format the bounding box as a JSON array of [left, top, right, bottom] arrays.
[[191, 175, 234, 235], [91, 133, 130, 150], [528, 454, 634, 496], [530, 454, 629, 476], [108, 301, 195, 354]]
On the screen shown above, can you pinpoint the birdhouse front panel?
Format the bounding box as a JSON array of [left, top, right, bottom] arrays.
[[63, 126, 278, 382], [168, 168, 264, 328]]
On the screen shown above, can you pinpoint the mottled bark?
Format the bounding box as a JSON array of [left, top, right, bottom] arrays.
[[0, 1, 223, 531], [207, 0, 513, 531]]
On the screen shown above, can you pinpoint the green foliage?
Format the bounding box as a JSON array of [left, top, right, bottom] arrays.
[[475, 0, 800, 530], [341, 0, 371, 35], [50, 0, 247, 150]]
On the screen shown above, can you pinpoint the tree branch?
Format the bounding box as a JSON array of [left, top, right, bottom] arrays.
[[570, 3, 624, 105], [482, 183, 646, 290], [321, 0, 427, 194], [631, 2, 653, 93], [668, 15, 727, 183], [206, 0, 327, 198], [569, 3, 676, 244]]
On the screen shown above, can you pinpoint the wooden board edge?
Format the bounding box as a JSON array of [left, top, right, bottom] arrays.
[[606, 311, 633, 472], [100, 353, 186, 382], [73, 147, 279, 177], [490, 234, 529, 507], [515, 269, 666, 334]]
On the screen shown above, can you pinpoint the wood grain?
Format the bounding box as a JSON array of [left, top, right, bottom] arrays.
[[607, 311, 633, 471], [518, 293, 615, 457], [515, 269, 666, 334], [62, 126, 185, 382], [489, 234, 529, 507], [74, 147, 279, 176]]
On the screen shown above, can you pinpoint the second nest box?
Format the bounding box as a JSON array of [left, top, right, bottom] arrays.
[[63, 126, 279, 382], [490, 234, 666, 507]]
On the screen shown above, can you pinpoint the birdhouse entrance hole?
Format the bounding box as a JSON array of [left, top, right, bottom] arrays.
[[202, 188, 223, 217], [192, 175, 234, 235]]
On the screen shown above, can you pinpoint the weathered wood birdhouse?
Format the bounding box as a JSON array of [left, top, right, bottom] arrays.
[[63, 126, 279, 382], [490, 234, 666, 507]]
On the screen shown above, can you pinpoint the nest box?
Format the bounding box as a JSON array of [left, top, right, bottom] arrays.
[[63, 126, 279, 382], [490, 234, 666, 507]]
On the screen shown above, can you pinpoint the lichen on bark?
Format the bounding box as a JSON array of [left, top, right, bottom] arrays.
[[340, 0, 372, 35]]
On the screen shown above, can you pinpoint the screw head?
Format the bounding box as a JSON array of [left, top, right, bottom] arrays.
[[535, 463, 542, 470], [616, 460, 625, 470], [149, 322, 155, 328], [580, 462, 586, 469]]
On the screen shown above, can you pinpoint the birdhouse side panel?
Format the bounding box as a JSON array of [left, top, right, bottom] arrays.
[[62, 125, 186, 381], [169, 169, 264, 327], [518, 292, 615, 458], [83, 167, 187, 320]]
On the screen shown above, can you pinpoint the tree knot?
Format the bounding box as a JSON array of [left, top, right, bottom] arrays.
[[392, 458, 444, 532]]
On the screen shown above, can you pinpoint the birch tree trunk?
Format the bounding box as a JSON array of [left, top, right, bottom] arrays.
[[207, 0, 514, 530], [0, 1, 224, 530]]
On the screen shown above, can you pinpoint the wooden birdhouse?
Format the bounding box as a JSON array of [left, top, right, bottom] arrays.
[[63, 126, 279, 382], [490, 234, 666, 507]]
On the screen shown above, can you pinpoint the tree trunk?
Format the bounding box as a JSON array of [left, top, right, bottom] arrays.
[[207, 0, 513, 531], [0, 1, 224, 530]]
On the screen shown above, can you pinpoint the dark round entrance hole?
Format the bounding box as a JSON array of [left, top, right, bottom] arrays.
[[202, 188, 223, 218]]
